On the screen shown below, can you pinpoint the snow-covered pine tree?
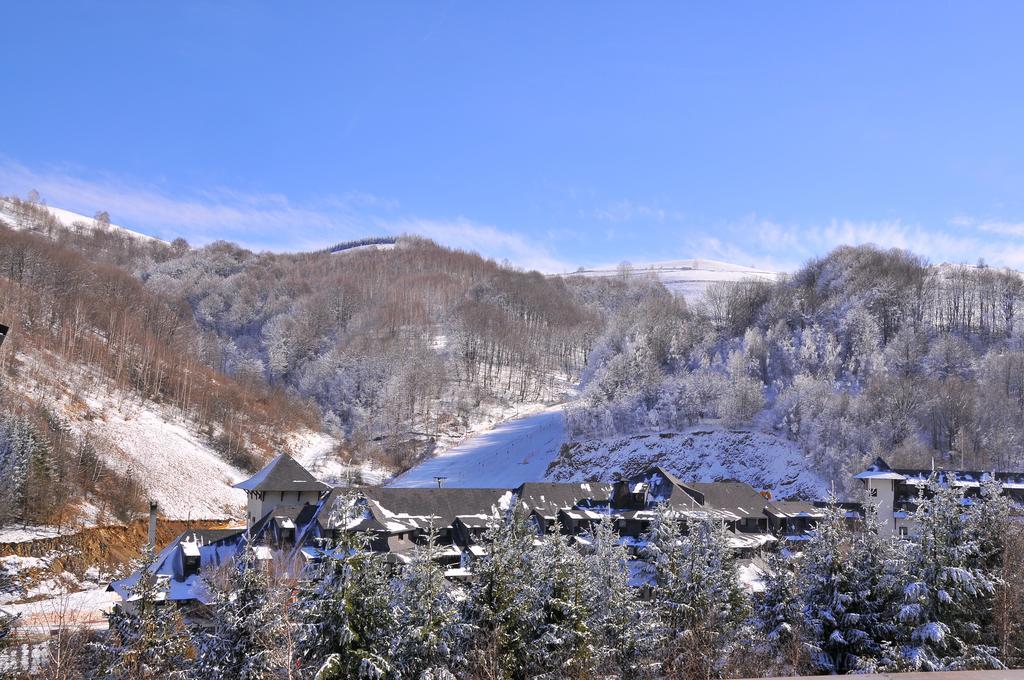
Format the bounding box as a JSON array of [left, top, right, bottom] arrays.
[[750, 550, 808, 676], [462, 504, 542, 680], [798, 496, 868, 674], [293, 534, 396, 679], [530, 528, 599, 679], [642, 506, 748, 679], [899, 476, 1003, 671], [0, 415, 37, 519], [849, 495, 912, 672], [389, 525, 464, 680], [586, 518, 656, 678], [968, 476, 1013, 572], [99, 545, 193, 679], [194, 547, 289, 680]]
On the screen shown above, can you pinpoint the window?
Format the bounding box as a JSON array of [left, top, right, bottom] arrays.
[[183, 555, 200, 576], [899, 526, 908, 538]]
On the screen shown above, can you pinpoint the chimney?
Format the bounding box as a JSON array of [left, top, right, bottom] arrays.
[[148, 501, 158, 549]]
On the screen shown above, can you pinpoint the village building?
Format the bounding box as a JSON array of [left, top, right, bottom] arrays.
[[110, 456, 827, 612], [856, 456, 1024, 537]]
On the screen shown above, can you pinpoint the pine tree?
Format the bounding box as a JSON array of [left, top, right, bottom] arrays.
[[849, 497, 912, 671], [968, 477, 1013, 572], [389, 526, 464, 680], [292, 530, 396, 679], [899, 477, 1003, 671], [0, 415, 36, 518], [195, 548, 288, 679], [642, 506, 748, 679], [750, 550, 807, 675], [462, 504, 543, 680], [798, 496, 868, 674], [531, 528, 599, 679], [99, 545, 193, 679], [586, 518, 656, 678]]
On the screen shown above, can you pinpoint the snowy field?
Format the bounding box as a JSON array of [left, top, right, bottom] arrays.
[[389, 405, 568, 488], [561, 258, 778, 301]]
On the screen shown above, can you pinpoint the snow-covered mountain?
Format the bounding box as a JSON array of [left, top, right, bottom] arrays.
[[0, 200, 163, 244], [561, 258, 778, 301]]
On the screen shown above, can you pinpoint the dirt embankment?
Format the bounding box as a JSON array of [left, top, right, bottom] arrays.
[[0, 518, 237, 573]]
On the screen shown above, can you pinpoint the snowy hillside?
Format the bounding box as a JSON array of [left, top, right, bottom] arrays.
[[391, 405, 825, 500], [562, 258, 777, 301], [549, 428, 827, 499], [0, 200, 163, 244], [15, 350, 343, 522]]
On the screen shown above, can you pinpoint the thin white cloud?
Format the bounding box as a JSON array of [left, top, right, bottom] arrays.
[[591, 199, 684, 224], [695, 215, 1024, 273], [387, 217, 573, 273], [0, 158, 566, 272]]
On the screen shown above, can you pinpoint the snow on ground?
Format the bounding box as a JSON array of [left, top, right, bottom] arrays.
[[391, 405, 826, 499], [289, 430, 388, 486], [548, 427, 827, 499], [389, 405, 568, 488], [2, 586, 117, 631], [75, 391, 248, 520], [0, 526, 63, 544], [0, 200, 164, 243], [561, 258, 778, 301]]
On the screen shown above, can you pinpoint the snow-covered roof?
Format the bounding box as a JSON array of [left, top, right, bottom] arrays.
[[233, 453, 330, 492]]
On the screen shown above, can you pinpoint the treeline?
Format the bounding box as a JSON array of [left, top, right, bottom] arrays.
[[321, 235, 397, 253], [142, 237, 605, 468], [570, 245, 1024, 485], [42, 479, 1023, 679]]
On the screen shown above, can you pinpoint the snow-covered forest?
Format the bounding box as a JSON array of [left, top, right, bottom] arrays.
[[22, 478, 1023, 679], [569, 246, 1024, 489]]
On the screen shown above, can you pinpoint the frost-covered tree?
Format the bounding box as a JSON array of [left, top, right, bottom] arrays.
[[389, 527, 464, 680], [462, 505, 543, 680], [899, 477, 1002, 671], [531, 529, 600, 679], [0, 415, 45, 522], [642, 507, 747, 679], [195, 548, 289, 679], [293, 530, 396, 679], [848, 497, 912, 671], [799, 497, 868, 674], [719, 350, 764, 427], [586, 519, 655, 678], [750, 551, 808, 676], [99, 545, 193, 679]]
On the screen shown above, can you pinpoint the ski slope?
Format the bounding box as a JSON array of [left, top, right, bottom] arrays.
[[562, 258, 777, 301], [389, 405, 568, 488]]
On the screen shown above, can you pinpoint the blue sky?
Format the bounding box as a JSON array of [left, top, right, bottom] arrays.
[[3, 2, 1024, 272]]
